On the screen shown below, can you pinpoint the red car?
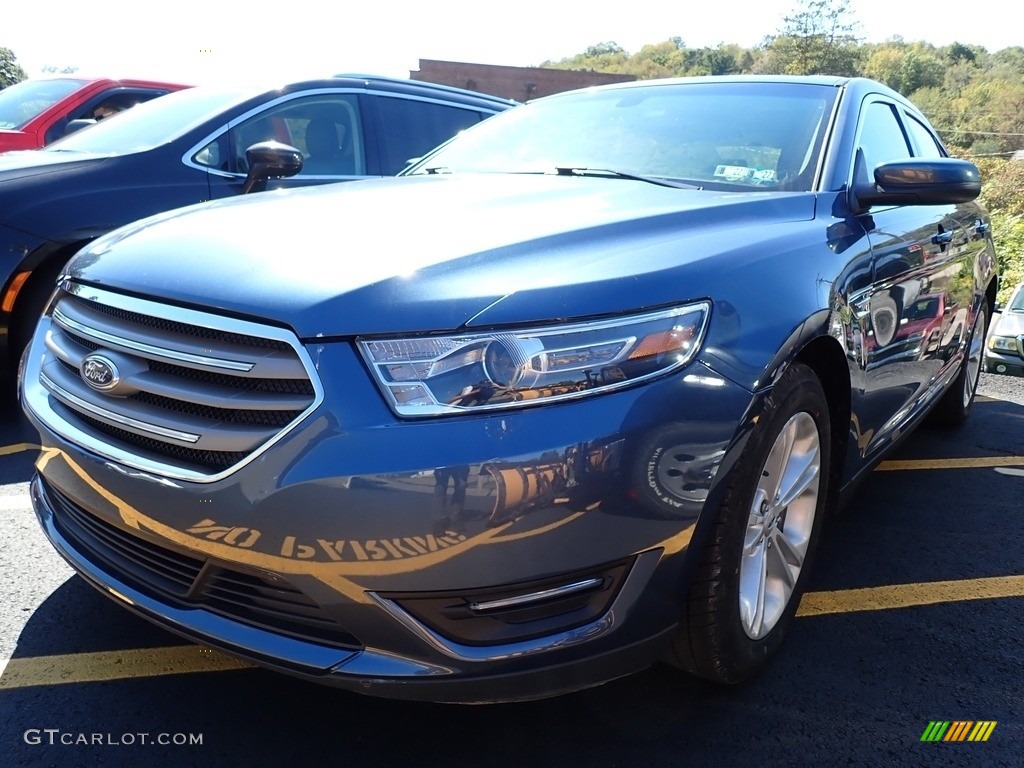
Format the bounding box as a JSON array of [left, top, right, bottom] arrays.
[[0, 76, 190, 152]]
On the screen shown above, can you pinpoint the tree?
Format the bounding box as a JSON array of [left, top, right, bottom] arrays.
[[863, 42, 944, 95], [756, 0, 863, 76], [542, 41, 631, 74], [945, 42, 977, 64], [1, 47, 27, 89]]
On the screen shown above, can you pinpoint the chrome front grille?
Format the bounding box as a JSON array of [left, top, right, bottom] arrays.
[[26, 281, 322, 481]]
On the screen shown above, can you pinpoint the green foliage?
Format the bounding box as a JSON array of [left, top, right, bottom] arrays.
[[863, 42, 944, 94], [755, 0, 863, 76], [542, 41, 632, 73], [0, 46, 27, 89], [543, 39, 745, 79], [992, 213, 1024, 304], [969, 157, 1024, 303], [913, 72, 1024, 157], [976, 158, 1024, 218]]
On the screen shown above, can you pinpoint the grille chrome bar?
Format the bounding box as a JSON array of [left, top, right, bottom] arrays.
[[44, 329, 314, 411], [468, 577, 604, 613], [41, 371, 202, 444], [50, 294, 308, 379], [24, 281, 324, 482], [52, 305, 256, 372]]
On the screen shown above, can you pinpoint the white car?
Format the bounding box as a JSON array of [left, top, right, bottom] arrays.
[[985, 282, 1024, 375]]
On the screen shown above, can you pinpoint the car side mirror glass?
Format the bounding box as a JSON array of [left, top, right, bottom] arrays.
[[241, 141, 304, 194]]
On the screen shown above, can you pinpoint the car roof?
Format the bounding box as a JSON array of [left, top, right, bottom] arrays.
[[27, 75, 191, 89], [331, 73, 519, 108], [543, 74, 914, 108]]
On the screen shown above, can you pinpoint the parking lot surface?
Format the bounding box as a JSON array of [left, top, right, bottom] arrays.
[[1, 373, 1021, 767]]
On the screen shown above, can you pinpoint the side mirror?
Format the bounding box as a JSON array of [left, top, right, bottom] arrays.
[[850, 158, 981, 211], [65, 118, 98, 136], [241, 141, 303, 194]]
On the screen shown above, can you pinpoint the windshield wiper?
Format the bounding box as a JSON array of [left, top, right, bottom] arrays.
[[554, 166, 702, 190]]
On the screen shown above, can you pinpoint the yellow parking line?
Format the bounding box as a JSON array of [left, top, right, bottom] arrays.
[[3, 576, 1022, 689], [876, 456, 1024, 471], [0, 645, 254, 690], [0, 443, 40, 457], [798, 575, 1024, 616]]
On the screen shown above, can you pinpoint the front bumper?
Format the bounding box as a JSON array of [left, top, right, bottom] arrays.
[[31, 473, 683, 702], [22, 310, 756, 702], [984, 347, 1024, 376]]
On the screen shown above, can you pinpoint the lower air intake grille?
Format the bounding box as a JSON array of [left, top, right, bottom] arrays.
[[46, 480, 359, 650]]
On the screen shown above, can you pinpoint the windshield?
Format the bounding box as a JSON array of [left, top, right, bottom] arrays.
[[44, 86, 253, 155], [1010, 287, 1024, 312], [0, 78, 87, 130], [407, 80, 838, 192]]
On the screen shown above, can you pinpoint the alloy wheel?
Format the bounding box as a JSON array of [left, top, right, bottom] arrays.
[[739, 411, 821, 640]]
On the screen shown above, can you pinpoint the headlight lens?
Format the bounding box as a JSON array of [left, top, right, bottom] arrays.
[[987, 335, 1020, 354], [358, 303, 710, 416]]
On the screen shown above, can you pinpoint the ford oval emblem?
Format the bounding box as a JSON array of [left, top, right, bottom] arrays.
[[81, 354, 120, 392]]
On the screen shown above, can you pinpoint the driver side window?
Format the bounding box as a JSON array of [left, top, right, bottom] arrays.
[[193, 93, 364, 177], [856, 101, 912, 183]]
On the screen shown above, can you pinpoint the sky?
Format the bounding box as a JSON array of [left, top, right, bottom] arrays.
[[4, 0, 1019, 87]]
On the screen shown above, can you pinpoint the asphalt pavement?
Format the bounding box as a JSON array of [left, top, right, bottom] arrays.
[[0, 374, 1021, 767]]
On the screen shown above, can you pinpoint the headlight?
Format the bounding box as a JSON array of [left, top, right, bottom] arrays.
[[987, 335, 1020, 354], [358, 303, 710, 416]]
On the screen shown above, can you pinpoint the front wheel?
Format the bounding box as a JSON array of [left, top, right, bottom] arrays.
[[666, 362, 830, 684]]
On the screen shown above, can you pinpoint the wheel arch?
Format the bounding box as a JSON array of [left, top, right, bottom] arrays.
[[676, 325, 850, 594], [4, 238, 93, 378], [791, 334, 851, 515], [749, 310, 851, 515]]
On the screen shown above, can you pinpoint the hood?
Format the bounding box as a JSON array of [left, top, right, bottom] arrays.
[[0, 129, 33, 153], [0, 148, 109, 183], [992, 309, 1024, 338], [69, 174, 817, 337]]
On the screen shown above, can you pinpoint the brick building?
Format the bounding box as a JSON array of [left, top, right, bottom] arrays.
[[410, 59, 636, 102]]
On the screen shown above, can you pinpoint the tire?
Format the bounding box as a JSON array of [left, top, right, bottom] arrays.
[[930, 302, 988, 427], [666, 361, 830, 684]]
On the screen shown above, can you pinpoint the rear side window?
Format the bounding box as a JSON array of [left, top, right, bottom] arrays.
[[856, 101, 912, 182], [375, 97, 488, 174], [903, 113, 945, 159]]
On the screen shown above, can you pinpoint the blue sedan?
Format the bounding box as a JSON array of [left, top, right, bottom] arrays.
[[21, 75, 996, 702]]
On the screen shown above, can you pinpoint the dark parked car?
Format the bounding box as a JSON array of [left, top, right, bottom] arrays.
[[0, 76, 515, 379], [985, 281, 1024, 375], [0, 76, 189, 152], [20, 76, 997, 703]]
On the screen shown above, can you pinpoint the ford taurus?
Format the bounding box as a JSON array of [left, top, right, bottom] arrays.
[[20, 75, 997, 703]]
